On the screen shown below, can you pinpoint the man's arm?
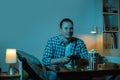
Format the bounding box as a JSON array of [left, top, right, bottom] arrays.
[[79, 40, 88, 60], [77, 39, 89, 66], [51, 57, 70, 65]]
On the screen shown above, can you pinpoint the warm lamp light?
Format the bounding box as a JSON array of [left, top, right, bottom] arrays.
[[5, 49, 17, 75]]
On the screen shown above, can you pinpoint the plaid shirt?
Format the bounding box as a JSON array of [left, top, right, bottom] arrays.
[[42, 35, 88, 66]]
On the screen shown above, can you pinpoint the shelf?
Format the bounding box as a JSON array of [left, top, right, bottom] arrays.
[[103, 12, 118, 15], [103, 33, 118, 49], [102, 0, 119, 53], [103, 31, 119, 33]]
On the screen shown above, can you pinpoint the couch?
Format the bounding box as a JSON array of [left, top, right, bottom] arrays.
[[16, 50, 120, 80]]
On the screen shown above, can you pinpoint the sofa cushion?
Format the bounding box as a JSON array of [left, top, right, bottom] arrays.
[[17, 50, 46, 80], [22, 58, 46, 80], [22, 69, 29, 80], [17, 50, 42, 67]]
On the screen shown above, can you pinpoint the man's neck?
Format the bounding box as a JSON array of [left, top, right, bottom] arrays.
[[61, 36, 72, 45]]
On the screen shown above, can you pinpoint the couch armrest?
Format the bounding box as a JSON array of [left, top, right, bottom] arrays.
[[103, 56, 120, 69]]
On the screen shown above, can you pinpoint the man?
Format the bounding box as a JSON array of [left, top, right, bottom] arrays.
[[42, 18, 88, 80]]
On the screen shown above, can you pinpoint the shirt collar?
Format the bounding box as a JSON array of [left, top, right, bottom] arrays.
[[58, 34, 77, 45]]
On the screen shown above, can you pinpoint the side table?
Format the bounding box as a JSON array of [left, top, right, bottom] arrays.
[[0, 72, 20, 80]]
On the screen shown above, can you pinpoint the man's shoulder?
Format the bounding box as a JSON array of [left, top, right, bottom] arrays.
[[48, 35, 61, 42], [49, 35, 60, 39], [72, 37, 83, 42]]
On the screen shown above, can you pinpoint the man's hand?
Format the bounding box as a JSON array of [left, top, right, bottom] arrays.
[[78, 58, 89, 66]]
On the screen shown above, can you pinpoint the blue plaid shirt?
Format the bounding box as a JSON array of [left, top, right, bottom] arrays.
[[42, 35, 88, 66]]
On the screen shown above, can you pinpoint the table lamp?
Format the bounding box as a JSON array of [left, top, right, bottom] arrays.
[[5, 49, 17, 75]]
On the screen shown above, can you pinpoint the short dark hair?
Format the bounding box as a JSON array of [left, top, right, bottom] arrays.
[[60, 18, 73, 29]]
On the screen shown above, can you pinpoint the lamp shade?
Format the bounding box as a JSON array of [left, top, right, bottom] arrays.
[[5, 49, 17, 63]]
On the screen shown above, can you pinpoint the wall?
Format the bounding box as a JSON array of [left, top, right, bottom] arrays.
[[0, 0, 101, 71]]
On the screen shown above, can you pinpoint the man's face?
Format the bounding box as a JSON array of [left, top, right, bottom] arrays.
[[60, 21, 73, 40]]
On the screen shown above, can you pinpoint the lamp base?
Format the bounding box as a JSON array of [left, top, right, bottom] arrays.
[[9, 64, 14, 75]]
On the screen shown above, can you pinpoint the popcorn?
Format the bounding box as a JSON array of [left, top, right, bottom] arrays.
[[88, 49, 98, 54]]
